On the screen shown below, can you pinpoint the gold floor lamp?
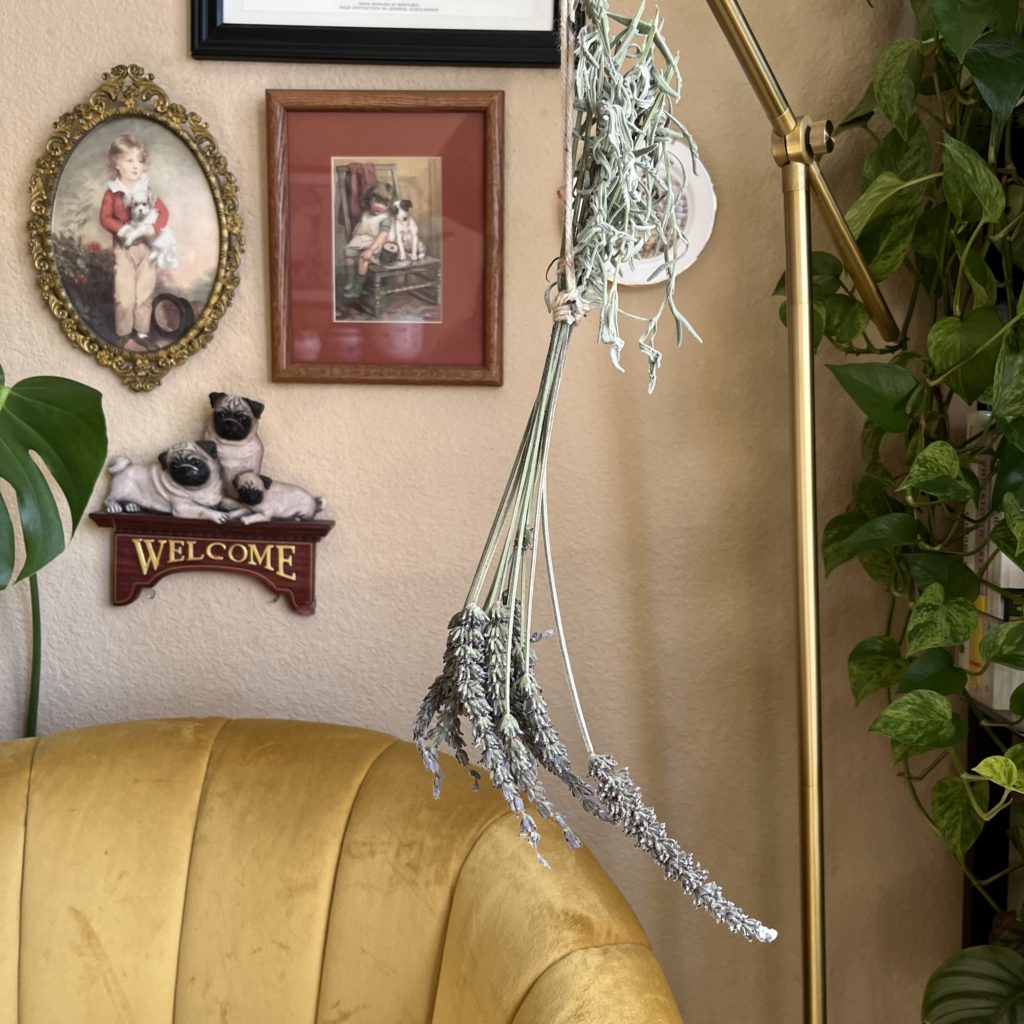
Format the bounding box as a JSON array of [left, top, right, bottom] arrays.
[[702, 2, 901, 1021]]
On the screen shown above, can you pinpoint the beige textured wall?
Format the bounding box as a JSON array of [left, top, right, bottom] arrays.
[[0, 1, 962, 1020]]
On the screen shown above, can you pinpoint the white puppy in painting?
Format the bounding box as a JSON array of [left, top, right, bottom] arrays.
[[124, 189, 179, 268], [389, 199, 426, 262]]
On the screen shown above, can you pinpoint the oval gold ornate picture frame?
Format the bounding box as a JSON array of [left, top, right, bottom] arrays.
[[28, 65, 244, 391]]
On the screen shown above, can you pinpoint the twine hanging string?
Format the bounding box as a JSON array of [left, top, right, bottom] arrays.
[[551, 0, 589, 327], [413, 0, 777, 944]]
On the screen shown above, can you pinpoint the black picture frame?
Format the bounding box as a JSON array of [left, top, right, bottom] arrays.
[[191, 1, 562, 67]]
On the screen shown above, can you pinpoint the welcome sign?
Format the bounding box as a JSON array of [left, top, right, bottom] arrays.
[[90, 512, 335, 615], [131, 537, 300, 580]]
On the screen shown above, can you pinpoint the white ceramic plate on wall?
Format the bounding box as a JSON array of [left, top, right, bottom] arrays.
[[616, 141, 717, 286]]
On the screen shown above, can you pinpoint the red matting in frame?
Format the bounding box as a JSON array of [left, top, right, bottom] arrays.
[[269, 91, 503, 385]]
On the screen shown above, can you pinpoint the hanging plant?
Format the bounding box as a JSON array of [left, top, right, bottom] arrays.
[[414, 0, 776, 944]]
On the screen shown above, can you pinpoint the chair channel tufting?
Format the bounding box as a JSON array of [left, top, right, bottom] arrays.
[[0, 718, 683, 1024]]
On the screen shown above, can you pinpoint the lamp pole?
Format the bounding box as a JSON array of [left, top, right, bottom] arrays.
[[701, 2, 901, 1021]]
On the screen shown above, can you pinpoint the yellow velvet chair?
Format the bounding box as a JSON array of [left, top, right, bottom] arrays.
[[0, 718, 683, 1023]]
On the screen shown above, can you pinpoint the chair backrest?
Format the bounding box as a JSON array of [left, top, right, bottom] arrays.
[[336, 161, 400, 238], [0, 718, 683, 1023]]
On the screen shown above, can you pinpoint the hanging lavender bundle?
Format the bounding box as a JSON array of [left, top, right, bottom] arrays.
[[413, 0, 776, 945]]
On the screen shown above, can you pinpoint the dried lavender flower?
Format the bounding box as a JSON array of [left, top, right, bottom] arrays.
[[413, 608, 478, 795], [412, 0, 776, 945], [588, 754, 778, 944]]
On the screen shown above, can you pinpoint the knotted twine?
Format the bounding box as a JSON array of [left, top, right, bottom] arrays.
[[413, 0, 776, 944]]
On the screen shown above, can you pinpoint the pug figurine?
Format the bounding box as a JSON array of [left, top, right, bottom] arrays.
[[104, 440, 229, 522], [225, 470, 326, 525], [204, 392, 265, 498]]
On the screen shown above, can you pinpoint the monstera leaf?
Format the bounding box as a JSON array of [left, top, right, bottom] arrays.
[[0, 364, 107, 588]]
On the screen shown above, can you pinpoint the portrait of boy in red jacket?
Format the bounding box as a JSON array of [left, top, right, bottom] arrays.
[[99, 133, 171, 352]]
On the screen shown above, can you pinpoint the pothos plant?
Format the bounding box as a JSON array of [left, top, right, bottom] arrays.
[[783, 0, 1024, 1016]]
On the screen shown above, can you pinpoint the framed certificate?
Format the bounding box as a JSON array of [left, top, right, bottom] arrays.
[[192, 0, 561, 66]]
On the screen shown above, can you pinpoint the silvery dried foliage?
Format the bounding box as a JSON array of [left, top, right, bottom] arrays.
[[568, 0, 703, 392], [414, 0, 776, 944]]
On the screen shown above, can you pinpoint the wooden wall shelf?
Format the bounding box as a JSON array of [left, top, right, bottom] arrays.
[[90, 512, 335, 615]]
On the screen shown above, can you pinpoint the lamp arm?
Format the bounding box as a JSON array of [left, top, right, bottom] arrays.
[[696, 1, 903, 1022], [809, 162, 901, 343], [704, 0, 901, 343]]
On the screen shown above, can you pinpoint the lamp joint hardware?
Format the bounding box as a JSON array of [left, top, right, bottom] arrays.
[[771, 115, 835, 168]]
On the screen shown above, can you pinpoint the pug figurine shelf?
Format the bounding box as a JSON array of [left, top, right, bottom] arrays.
[[227, 472, 326, 526], [104, 440, 229, 522], [204, 392, 264, 499], [90, 391, 333, 614]]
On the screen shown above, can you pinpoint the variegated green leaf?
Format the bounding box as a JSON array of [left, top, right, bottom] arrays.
[[1004, 494, 1024, 557], [848, 636, 907, 705], [943, 133, 1006, 224], [927, 309, 1003, 404], [870, 689, 959, 757], [931, 777, 986, 862], [907, 583, 979, 654], [872, 38, 924, 139], [899, 441, 974, 501], [980, 619, 1024, 670], [973, 755, 1020, 790]]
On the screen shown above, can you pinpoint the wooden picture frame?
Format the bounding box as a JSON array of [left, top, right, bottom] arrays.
[[28, 65, 243, 392], [267, 90, 503, 386], [192, 1, 560, 67]]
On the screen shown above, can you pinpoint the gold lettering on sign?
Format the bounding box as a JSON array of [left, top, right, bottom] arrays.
[[277, 545, 297, 581], [128, 537, 301, 581], [248, 544, 274, 571], [132, 538, 167, 574]]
